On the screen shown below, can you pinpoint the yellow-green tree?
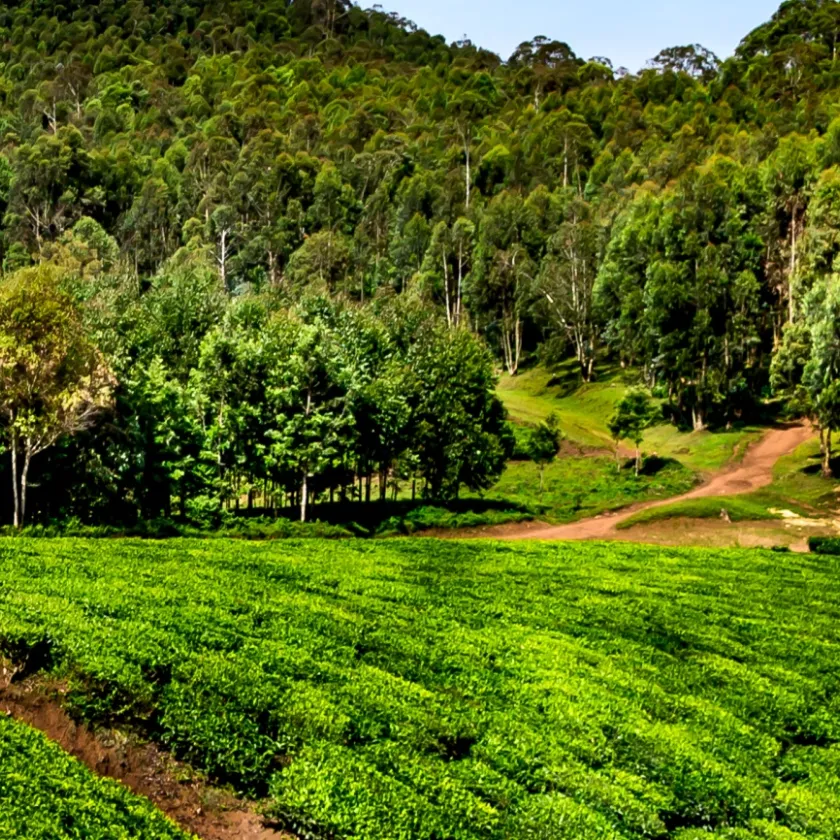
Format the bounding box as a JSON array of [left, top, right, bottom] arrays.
[[0, 267, 113, 526]]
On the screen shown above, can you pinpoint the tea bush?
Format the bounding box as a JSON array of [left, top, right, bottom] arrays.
[[0, 539, 838, 838], [0, 714, 192, 839]]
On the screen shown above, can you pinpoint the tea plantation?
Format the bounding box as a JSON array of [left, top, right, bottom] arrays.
[[0, 713, 191, 839], [1, 538, 839, 839]]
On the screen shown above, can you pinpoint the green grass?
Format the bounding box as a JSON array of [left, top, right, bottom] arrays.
[[2, 539, 840, 838], [497, 363, 629, 448], [642, 424, 764, 474], [0, 713, 191, 839], [497, 364, 763, 475], [617, 496, 781, 530], [483, 456, 697, 524], [767, 439, 840, 512]]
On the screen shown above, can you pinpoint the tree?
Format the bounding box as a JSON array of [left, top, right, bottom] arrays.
[[264, 315, 352, 522], [609, 389, 656, 476], [526, 413, 562, 492], [535, 196, 600, 381], [0, 266, 113, 526], [473, 192, 538, 376], [802, 276, 840, 477], [815, 381, 840, 478], [407, 321, 511, 499], [599, 159, 767, 430], [647, 44, 720, 80]]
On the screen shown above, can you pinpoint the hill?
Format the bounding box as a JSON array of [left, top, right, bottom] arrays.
[[0, 0, 832, 528]]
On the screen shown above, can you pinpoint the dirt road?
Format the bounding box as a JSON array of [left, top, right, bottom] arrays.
[[488, 423, 815, 542]]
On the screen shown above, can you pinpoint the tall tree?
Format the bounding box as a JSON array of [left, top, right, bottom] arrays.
[[0, 266, 113, 526]]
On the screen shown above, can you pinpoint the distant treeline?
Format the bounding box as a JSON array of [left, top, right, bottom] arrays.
[[0, 0, 838, 523]]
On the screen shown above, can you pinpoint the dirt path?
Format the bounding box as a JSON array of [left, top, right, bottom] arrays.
[[479, 423, 815, 542], [0, 665, 289, 840]]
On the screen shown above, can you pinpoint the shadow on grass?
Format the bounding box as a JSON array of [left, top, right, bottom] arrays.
[[638, 456, 682, 477], [660, 399, 790, 434], [544, 359, 627, 398], [610, 456, 684, 477], [803, 454, 840, 477], [241, 498, 535, 536]]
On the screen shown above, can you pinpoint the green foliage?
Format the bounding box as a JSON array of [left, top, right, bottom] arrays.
[[376, 504, 534, 535], [0, 714, 191, 839], [524, 412, 562, 491], [0, 265, 113, 526], [525, 413, 563, 466], [0, 0, 839, 524], [609, 389, 656, 448], [3, 538, 840, 837], [809, 536, 840, 555]]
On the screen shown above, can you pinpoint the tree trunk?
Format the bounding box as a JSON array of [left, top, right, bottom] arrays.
[[301, 388, 312, 522], [789, 212, 797, 325], [20, 446, 31, 527], [635, 446, 641, 477], [443, 252, 451, 328], [464, 135, 471, 210], [823, 429, 833, 478], [300, 472, 308, 522], [10, 432, 18, 529], [456, 245, 463, 326]]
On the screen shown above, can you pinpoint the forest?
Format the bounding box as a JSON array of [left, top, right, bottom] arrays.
[[0, 0, 839, 526]]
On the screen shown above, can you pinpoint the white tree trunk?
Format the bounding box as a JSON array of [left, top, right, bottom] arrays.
[[301, 389, 312, 523], [20, 447, 31, 527], [443, 253, 452, 328], [10, 434, 18, 529]]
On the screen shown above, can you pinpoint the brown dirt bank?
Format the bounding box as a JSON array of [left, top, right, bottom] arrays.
[[0, 664, 289, 840]]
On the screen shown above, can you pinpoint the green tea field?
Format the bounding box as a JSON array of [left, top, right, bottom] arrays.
[[0, 712, 191, 840], [1, 539, 839, 839]]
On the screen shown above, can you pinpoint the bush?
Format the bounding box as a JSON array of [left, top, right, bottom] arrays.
[[0, 539, 839, 838], [0, 715, 189, 839], [808, 537, 840, 556]]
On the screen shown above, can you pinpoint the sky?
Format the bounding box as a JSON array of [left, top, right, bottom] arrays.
[[372, 0, 783, 72]]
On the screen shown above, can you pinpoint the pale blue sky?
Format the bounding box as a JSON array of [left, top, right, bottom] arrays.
[[372, 0, 783, 71]]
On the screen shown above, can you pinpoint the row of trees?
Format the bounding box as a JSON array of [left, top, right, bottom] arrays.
[[0, 235, 512, 525]]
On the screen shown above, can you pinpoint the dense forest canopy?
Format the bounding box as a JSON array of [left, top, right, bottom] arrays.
[[0, 0, 839, 524]]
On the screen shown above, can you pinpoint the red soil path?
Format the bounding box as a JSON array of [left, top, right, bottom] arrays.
[[471, 423, 815, 542]]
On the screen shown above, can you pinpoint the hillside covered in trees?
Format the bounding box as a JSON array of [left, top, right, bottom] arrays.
[[1, 0, 840, 525]]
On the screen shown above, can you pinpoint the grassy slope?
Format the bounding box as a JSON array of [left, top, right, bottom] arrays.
[[483, 457, 696, 524], [0, 714, 191, 840], [497, 364, 627, 449], [1, 539, 839, 839], [497, 364, 762, 475], [488, 364, 763, 526]]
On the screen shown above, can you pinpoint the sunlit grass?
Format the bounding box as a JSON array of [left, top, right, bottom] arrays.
[[498, 363, 763, 474]]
